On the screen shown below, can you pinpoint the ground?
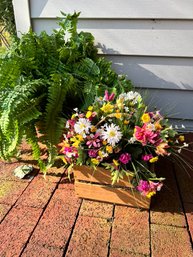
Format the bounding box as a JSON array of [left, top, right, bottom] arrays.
[[0, 135, 193, 257]]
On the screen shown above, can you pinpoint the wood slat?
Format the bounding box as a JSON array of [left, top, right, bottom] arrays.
[[75, 181, 150, 209], [73, 165, 134, 188], [30, 0, 193, 19], [32, 19, 193, 57]]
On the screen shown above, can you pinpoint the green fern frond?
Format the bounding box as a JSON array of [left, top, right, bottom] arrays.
[[44, 73, 73, 145], [25, 125, 46, 171], [73, 58, 100, 80]]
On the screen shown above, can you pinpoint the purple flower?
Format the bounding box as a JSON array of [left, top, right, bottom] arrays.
[[136, 180, 150, 193], [86, 134, 101, 148], [119, 153, 131, 164], [88, 149, 98, 158], [142, 154, 153, 161]]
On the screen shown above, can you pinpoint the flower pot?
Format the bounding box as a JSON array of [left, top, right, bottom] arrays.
[[73, 165, 150, 209]]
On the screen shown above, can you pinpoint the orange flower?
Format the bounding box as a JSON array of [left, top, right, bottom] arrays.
[[155, 122, 162, 130]]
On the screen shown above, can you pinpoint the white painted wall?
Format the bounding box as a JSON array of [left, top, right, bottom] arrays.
[[13, 0, 193, 130]]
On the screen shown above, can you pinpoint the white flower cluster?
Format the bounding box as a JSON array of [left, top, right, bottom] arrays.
[[74, 118, 91, 138], [118, 91, 142, 104]]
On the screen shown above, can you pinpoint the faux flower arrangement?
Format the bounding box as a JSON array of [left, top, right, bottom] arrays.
[[59, 90, 188, 198]]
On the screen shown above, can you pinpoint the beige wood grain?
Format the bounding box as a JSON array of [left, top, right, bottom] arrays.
[[75, 181, 150, 209], [73, 165, 134, 188]]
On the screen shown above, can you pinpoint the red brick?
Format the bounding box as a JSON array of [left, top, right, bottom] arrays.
[[39, 166, 65, 183], [111, 206, 150, 255], [151, 224, 193, 257], [79, 199, 113, 219], [66, 216, 111, 257], [151, 185, 186, 227], [28, 189, 81, 248], [15, 174, 59, 208], [184, 203, 193, 241], [151, 211, 186, 228], [0, 180, 28, 205], [175, 164, 193, 203], [110, 248, 147, 257], [22, 244, 64, 257], [0, 204, 11, 222], [151, 158, 186, 227], [0, 206, 42, 256], [58, 176, 75, 190]]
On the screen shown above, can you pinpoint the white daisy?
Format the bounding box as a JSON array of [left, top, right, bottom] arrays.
[[74, 118, 91, 137], [101, 123, 122, 146]]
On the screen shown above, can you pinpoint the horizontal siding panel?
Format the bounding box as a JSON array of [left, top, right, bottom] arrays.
[[32, 19, 193, 57], [30, 0, 193, 19], [138, 88, 193, 120], [167, 119, 193, 132], [107, 56, 193, 90]]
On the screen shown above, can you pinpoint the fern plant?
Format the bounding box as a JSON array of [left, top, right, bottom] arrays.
[[0, 12, 133, 172]]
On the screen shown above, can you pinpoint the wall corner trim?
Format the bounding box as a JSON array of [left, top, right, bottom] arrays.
[[12, 0, 31, 37]]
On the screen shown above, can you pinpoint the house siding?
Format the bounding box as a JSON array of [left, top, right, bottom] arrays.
[[13, 0, 193, 131]]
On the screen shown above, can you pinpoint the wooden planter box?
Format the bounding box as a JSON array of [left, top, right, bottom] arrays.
[[73, 165, 150, 209]]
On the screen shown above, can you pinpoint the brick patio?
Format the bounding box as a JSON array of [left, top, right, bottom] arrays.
[[0, 136, 193, 257]]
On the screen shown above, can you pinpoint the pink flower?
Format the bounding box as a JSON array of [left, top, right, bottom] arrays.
[[136, 180, 163, 197], [104, 90, 115, 101], [136, 180, 150, 194], [134, 124, 158, 145], [86, 133, 101, 148], [68, 119, 76, 128], [142, 154, 153, 161], [88, 149, 98, 158], [119, 153, 131, 164], [149, 181, 163, 192], [62, 146, 78, 159]]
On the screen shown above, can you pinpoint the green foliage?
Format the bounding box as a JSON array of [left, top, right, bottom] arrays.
[[0, 0, 16, 35], [0, 12, 133, 171]]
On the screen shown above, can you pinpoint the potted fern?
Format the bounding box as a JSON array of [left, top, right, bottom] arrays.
[[0, 12, 132, 171]]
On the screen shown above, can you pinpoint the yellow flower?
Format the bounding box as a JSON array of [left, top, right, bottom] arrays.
[[91, 158, 100, 165], [71, 114, 76, 119], [100, 102, 114, 113], [77, 134, 83, 141], [86, 111, 92, 118], [98, 151, 107, 158], [114, 112, 122, 119], [102, 140, 107, 145], [91, 126, 97, 132], [179, 135, 185, 142], [116, 98, 124, 109], [146, 191, 156, 198], [113, 159, 119, 166], [106, 145, 113, 153], [88, 106, 93, 111], [70, 137, 81, 148], [149, 156, 159, 163], [141, 113, 151, 123], [124, 120, 129, 125]]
